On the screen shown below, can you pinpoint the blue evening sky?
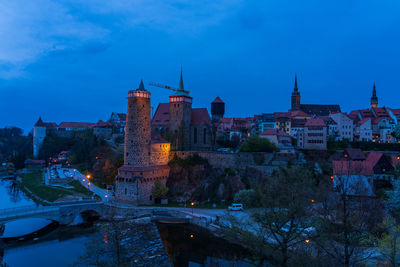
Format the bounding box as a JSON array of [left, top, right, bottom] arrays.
[[1, 0, 400, 133]]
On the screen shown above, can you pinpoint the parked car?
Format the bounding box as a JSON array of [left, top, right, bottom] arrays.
[[228, 203, 243, 211]]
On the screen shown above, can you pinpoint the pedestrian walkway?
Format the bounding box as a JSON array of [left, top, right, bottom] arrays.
[[72, 170, 112, 202]]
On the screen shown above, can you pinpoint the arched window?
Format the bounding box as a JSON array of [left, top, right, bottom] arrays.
[[203, 128, 207, 144]]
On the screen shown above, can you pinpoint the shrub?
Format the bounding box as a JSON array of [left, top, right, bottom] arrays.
[[239, 136, 278, 152], [233, 189, 257, 207]]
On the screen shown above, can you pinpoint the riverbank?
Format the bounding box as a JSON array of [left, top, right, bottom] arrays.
[[18, 171, 93, 204]]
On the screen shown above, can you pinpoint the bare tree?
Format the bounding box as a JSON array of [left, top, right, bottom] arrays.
[[313, 160, 383, 267], [223, 167, 317, 266]]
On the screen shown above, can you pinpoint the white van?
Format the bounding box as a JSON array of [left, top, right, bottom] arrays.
[[228, 203, 243, 211]]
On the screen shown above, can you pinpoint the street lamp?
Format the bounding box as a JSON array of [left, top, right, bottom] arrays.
[[190, 202, 194, 214]]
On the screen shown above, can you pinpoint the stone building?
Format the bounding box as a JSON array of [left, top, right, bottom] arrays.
[[297, 118, 327, 150], [115, 81, 170, 205], [151, 70, 213, 151]]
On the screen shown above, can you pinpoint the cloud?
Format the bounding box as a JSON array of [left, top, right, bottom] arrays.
[[0, 0, 108, 78]]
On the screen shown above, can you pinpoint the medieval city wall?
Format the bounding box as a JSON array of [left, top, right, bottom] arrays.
[[169, 151, 274, 170]]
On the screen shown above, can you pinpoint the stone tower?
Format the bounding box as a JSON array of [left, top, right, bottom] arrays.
[[124, 80, 151, 166], [168, 68, 192, 150], [33, 117, 47, 158], [116, 81, 170, 205], [211, 96, 225, 122], [370, 82, 378, 108], [291, 74, 301, 111]]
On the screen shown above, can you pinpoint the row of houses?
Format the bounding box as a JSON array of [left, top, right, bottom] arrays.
[[333, 148, 398, 197]]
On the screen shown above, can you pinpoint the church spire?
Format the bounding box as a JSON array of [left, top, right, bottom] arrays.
[[179, 65, 184, 91], [290, 73, 301, 111], [370, 81, 378, 108]]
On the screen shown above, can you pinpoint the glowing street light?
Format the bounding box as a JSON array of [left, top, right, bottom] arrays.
[[191, 202, 194, 214], [86, 174, 91, 179], [305, 239, 310, 244]]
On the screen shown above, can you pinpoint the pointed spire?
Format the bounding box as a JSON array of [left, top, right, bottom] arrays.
[[294, 74, 298, 92], [372, 81, 376, 97], [179, 65, 184, 91], [137, 79, 146, 91]]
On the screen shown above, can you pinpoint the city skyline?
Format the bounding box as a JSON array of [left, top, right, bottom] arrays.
[[1, 0, 400, 132]]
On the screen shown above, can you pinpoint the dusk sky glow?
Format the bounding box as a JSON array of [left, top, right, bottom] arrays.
[[1, 0, 400, 133]]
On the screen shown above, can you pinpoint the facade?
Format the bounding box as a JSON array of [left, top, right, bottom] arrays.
[[274, 112, 291, 134], [109, 112, 126, 133], [152, 71, 214, 151], [259, 129, 292, 148], [354, 118, 372, 142], [115, 81, 170, 205], [298, 118, 327, 150], [330, 112, 354, 141]]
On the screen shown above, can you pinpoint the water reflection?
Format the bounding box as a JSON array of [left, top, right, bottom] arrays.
[[158, 223, 254, 267], [0, 179, 35, 209]]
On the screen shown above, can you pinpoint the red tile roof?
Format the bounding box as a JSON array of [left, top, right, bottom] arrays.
[[58, 122, 94, 128], [389, 108, 400, 116], [34, 117, 57, 128], [260, 129, 290, 137], [274, 112, 291, 119], [93, 120, 112, 128], [343, 148, 366, 160], [212, 96, 224, 104], [365, 152, 384, 168], [151, 131, 168, 143], [290, 110, 309, 118], [358, 118, 371, 125], [192, 108, 211, 125], [152, 103, 170, 126], [333, 160, 373, 176], [305, 118, 326, 127], [372, 107, 389, 118]]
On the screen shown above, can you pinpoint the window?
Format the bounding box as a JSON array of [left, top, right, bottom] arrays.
[[124, 188, 127, 195], [203, 128, 207, 144], [194, 127, 197, 144]]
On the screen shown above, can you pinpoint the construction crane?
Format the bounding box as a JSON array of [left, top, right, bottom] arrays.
[[149, 82, 190, 95]]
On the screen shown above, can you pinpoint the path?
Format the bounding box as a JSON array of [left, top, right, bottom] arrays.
[[72, 170, 112, 202]]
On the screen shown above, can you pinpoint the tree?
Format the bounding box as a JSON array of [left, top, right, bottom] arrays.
[[223, 167, 317, 266], [152, 181, 169, 200], [387, 178, 400, 221], [233, 189, 257, 207], [239, 136, 278, 152], [313, 161, 383, 267], [375, 215, 400, 266]]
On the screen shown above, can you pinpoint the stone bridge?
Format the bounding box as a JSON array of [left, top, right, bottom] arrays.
[[0, 202, 223, 235], [0, 201, 105, 225]]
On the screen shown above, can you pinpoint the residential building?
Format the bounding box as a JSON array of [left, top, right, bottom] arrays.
[[330, 112, 354, 141], [298, 118, 327, 150], [259, 129, 292, 148]]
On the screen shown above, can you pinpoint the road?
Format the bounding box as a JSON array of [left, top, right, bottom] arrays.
[[72, 170, 112, 202]]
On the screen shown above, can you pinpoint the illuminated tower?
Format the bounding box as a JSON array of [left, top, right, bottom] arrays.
[[168, 68, 192, 150], [370, 82, 378, 108], [124, 80, 151, 166], [116, 80, 170, 205], [291, 74, 301, 111]]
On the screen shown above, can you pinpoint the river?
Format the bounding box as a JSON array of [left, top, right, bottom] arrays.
[[0, 179, 253, 267]]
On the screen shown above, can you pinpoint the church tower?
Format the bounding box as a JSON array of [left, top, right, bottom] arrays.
[[168, 68, 192, 150], [370, 82, 378, 108], [291, 74, 301, 111]]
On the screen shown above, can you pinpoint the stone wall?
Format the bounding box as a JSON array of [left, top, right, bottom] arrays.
[[169, 151, 274, 170]]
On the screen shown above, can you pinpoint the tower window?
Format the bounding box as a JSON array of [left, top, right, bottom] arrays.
[[125, 188, 127, 195], [203, 128, 207, 144], [194, 128, 197, 144]]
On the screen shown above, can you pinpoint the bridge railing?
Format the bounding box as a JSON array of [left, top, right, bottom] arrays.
[[0, 205, 59, 218]]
